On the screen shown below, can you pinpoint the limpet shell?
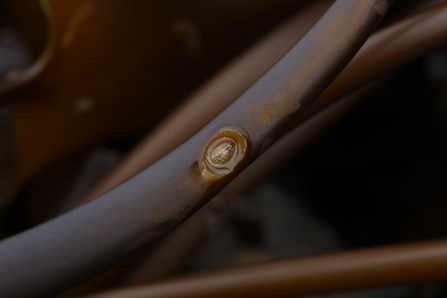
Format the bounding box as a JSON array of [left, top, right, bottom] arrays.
[[202, 128, 249, 177], [210, 141, 235, 165]]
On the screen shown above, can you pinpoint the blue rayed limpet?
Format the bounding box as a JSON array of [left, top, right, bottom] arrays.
[[210, 141, 235, 165], [202, 128, 249, 178]]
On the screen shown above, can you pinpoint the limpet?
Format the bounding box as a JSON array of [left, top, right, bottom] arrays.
[[210, 141, 235, 165], [202, 128, 249, 178]]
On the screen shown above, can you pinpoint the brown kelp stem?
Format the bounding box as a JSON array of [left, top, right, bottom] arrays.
[[79, 0, 447, 208], [69, 4, 447, 288], [78, 239, 447, 298], [0, 1, 391, 297]]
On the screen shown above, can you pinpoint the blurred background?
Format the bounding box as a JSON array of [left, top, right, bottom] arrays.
[[1, 0, 447, 297]]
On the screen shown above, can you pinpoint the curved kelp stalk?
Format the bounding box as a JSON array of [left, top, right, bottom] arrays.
[[78, 239, 447, 298], [0, 1, 392, 297]]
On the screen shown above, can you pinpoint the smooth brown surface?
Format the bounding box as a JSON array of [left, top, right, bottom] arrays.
[[1, 0, 306, 207], [77, 0, 335, 206], [80, 0, 447, 207], [113, 84, 377, 288], [60, 197, 220, 297], [300, 0, 447, 122], [78, 239, 447, 298], [0, 1, 388, 296], [227, 0, 447, 196], [60, 2, 333, 293], [0, 0, 52, 95], [63, 2, 447, 292], [3, 1, 445, 296]]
